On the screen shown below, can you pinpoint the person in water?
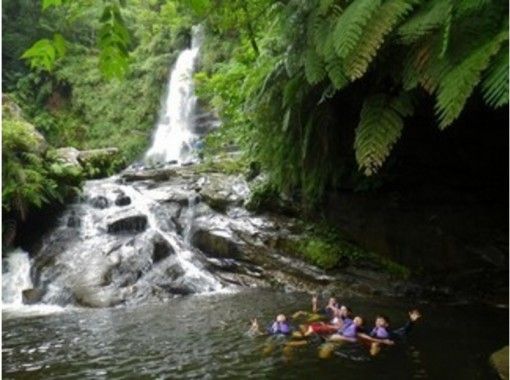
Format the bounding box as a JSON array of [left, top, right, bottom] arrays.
[[365, 309, 422, 356], [249, 314, 293, 336], [304, 305, 353, 336]]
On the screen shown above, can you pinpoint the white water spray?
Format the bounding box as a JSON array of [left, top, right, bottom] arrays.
[[2, 250, 33, 305], [145, 26, 203, 165]]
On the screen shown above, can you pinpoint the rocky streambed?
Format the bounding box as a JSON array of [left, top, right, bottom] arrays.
[[22, 164, 415, 308]]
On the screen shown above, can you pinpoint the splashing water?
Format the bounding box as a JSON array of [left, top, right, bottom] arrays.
[[2, 250, 32, 305], [145, 25, 204, 165]]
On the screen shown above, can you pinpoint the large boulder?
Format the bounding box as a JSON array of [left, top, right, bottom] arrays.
[[122, 168, 176, 182], [52, 147, 81, 169], [77, 147, 119, 165], [490, 346, 509, 380], [191, 229, 243, 260], [106, 209, 148, 234], [199, 174, 250, 212]]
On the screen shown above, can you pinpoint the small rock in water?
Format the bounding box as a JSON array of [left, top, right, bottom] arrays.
[[22, 288, 44, 305], [115, 194, 131, 207], [90, 196, 110, 209], [67, 211, 81, 228]]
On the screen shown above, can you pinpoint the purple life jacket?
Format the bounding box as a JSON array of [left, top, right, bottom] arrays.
[[271, 321, 291, 335], [370, 326, 390, 339], [341, 322, 358, 338]]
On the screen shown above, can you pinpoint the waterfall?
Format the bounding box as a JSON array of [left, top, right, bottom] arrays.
[[4, 25, 234, 310], [145, 25, 204, 165], [2, 250, 33, 305]]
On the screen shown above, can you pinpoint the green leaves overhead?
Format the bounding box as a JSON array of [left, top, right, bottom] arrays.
[[435, 30, 508, 129], [21, 33, 67, 71], [333, 0, 381, 58], [98, 4, 131, 79], [481, 45, 509, 109], [355, 94, 414, 175], [22, 0, 131, 78]]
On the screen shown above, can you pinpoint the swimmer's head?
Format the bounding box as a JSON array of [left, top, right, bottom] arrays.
[[327, 297, 337, 307], [375, 315, 390, 327], [339, 305, 352, 317], [276, 314, 287, 323], [353, 316, 363, 326]]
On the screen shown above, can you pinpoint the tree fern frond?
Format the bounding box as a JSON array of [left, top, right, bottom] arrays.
[[318, 0, 336, 15], [401, 34, 451, 93], [481, 45, 509, 108], [398, 0, 452, 44], [304, 48, 327, 84], [325, 58, 349, 89], [435, 31, 508, 129], [283, 73, 307, 108], [355, 93, 414, 175], [333, 0, 382, 58], [454, 0, 491, 18], [344, 0, 414, 80]]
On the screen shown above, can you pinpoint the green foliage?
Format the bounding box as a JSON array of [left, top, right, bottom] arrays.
[[21, 33, 67, 71], [355, 93, 414, 175], [2, 113, 82, 222], [196, 0, 508, 204], [6, 0, 195, 164], [98, 4, 130, 79]]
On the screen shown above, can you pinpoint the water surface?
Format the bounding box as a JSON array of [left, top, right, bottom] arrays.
[[3, 290, 507, 379]]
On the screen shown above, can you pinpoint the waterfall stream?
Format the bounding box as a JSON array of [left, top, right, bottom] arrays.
[[145, 25, 203, 165], [2, 25, 228, 311]]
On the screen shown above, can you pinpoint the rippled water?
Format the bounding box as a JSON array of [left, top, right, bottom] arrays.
[[3, 290, 507, 379]]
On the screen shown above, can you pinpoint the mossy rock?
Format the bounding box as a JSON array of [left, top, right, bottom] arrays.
[[490, 346, 509, 380]]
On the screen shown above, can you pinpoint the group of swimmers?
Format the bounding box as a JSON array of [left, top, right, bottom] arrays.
[[248, 295, 421, 357]]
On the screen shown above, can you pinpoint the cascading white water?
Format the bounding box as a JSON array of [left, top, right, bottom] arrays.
[[3, 25, 232, 311], [145, 25, 203, 165], [2, 250, 33, 305]]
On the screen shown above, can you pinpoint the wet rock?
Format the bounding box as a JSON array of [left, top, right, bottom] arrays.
[[200, 175, 250, 212], [53, 147, 81, 169], [74, 285, 129, 308], [67, 211, 81, 228], [106, 209, 148, 234], [115, 193, 131, 206], [77, 147, 119, 165], [22, 288, 44, 304], [122, 168, 176, 182], [152, 236, 175, 263], [191, 229, 243, 259], [490, 346, 509, 380], [90, 196, 110, 209]]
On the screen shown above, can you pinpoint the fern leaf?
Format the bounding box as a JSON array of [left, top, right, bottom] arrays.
[[481, 45, 509, 108], [344, 0, 414, 80], [355, 93, 414, 175], [304, 48, 327, 84], [318, 0, 336, 15], [333, 0, 382, 58], [398, 0, 452, 44], [325, 58, 349, 89], [435, 31, 508, 129]]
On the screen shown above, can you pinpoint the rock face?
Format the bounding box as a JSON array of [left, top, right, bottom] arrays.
[[106, 209, 148, 234], [29, 163, 420, 309], [122, 168, 176, 182], [77, 148, 119, 165], [490, 346, 509, 380], [22, 288, 44, 305]]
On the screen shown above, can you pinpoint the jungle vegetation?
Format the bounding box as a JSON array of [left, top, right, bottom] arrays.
[[3, 0, 509, 240]]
